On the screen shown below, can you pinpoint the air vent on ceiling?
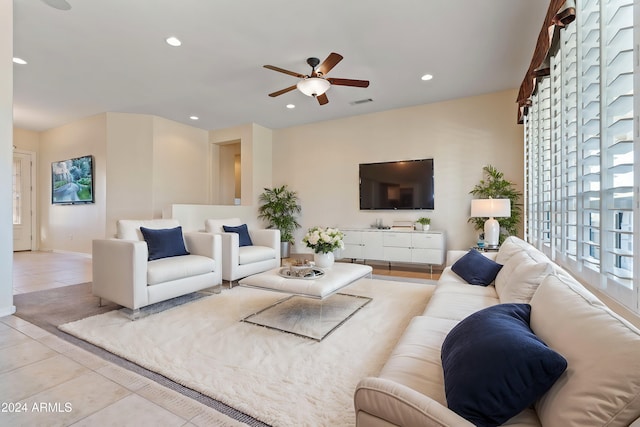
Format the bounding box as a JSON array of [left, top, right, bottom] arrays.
[[350, 98, 373, 106]]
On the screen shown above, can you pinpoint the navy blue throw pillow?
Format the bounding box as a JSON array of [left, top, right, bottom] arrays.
[[441, 304, 567, 427], [451, 249, 503, 286], [223, 224, 253, 247], [140, 226, 190, 261]]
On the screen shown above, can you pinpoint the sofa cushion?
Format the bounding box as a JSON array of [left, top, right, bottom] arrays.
[[495, 252, 553, 303], [423, 289, 499, 321], [238, 245, 276, 265], [495, 236, 524, 265], [223, 224, 253, 247], [147, 254, 215, 285], [451, 249, 502, 286], [205, 218, 242, 234], [140, 226, 190, 261], [435, 271, 500, 297], [441, 303, 567, 427], [379, 316, 460, 407], [530, 273, 640, 426]]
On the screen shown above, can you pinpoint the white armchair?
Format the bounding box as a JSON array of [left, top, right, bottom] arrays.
[[204, 218, 280, 285], [92, 219, 222, 317]]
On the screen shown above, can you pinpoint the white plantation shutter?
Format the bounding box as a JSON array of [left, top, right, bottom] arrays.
[[524, 0, 637, 312]]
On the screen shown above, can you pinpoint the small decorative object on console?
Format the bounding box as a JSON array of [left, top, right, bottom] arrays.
[[287, 259, 313, 277], [278, 266, 324, 280]]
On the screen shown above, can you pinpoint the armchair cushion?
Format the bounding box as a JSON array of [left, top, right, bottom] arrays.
[[238, 246, 277, 265], [147, 255, 216, 285], [140, 226, 190, 261], [223, 224, 253, 247]]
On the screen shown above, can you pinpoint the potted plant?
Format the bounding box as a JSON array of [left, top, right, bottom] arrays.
[[468, 165, 522, 244], [416, 217, 431, 231], [258, 185, 302, 258], [302, 226, 345, 268]]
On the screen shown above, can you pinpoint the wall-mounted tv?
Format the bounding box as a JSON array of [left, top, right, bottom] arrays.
[[359, 158, 434, 210], [51, 155, 94, 205]]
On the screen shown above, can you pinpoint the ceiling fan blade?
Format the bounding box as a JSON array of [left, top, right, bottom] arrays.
[[41, 0, 71, 10], [317, 93, 329, 105], [263, 65, 306, 79], [316, 53, 343, 76], [327, 78, 370, 88], [268, 85, 297, 98]]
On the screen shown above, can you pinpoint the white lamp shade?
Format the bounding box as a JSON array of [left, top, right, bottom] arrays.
[[470, 199, 511, 218], [470, 198, 511, 247], [297, 77, 331, 97]]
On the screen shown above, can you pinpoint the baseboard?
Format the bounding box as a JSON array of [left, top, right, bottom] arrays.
[[0, 304, 17, 317]]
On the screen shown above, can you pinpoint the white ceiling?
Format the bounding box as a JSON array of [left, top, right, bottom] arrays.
[[12, 0, 548, 132]]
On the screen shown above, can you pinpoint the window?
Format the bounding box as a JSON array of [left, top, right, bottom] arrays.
[[524, 0, 637, 312]]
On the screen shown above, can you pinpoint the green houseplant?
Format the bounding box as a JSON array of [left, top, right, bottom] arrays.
[[258, 185, 302, 258], [416, 217, 431, 231], [468, 165, 522, 244]]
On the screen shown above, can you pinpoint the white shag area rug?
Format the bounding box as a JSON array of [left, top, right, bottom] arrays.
[[60, 278, 434, 427]]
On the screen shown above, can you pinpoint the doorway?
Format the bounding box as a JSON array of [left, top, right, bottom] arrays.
[[13, 151, 35, 251]]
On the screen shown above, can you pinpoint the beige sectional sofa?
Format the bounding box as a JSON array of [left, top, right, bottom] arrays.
[[354, 236, 640, 426]]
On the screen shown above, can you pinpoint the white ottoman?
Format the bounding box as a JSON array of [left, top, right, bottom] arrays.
[[238, 262, 373, 299]]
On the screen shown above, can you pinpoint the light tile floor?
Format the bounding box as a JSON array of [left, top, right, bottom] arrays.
[[3, 251, 437, 426], [4, 251, 249, 426]]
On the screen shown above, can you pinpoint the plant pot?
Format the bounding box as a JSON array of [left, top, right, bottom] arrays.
[[314, 252, 334, 268], [415, 224, 423, 231], [423, 224, 430, 231], [280, 242, 290, 259]]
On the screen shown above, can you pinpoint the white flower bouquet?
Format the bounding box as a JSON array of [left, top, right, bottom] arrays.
[[302, 226, 345, 254]]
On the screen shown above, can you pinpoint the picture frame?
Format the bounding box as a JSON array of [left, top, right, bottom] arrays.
[[51, 155, 94, 205]]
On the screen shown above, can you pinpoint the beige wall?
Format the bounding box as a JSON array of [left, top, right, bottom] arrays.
[[13, 89, 521, 255], [105, 113, 155, 236], [39, 114, 108, 253], [209, 123, 273, 208], [13, 128, 39, 152], [151, 116, 209, 218], [26, 112, 212, 250], [219, 142, 241, 205], [1, 0, 15, 315], [272, 89, 523, 251]]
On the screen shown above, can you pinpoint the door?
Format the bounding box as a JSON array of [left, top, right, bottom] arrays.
[[13, 152, 33, 251]]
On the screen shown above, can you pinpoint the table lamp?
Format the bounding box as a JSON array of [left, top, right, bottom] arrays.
[[470, 198, 511, 247]]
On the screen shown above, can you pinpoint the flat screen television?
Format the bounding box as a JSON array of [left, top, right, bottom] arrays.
[[359, 158, 434, 210], [51, 154, 94, 205]]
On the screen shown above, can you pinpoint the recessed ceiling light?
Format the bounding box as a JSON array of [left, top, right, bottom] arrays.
[[421, 74, 434, 81], [286, 104, 295, 109], [165, 36, 182, 47], [13, 57, 27, 65], [189, 116, 199, 120]]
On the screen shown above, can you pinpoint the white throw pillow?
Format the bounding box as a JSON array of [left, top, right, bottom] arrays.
[[494, 251, 531, 296], [530, 273, 640, 426], [498, 260, 553, 303], [205, 218, 242, 234], [495, 237, 522, 265]]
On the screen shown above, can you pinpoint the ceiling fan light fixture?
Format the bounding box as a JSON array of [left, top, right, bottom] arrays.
[[297, 77, 331, 97]]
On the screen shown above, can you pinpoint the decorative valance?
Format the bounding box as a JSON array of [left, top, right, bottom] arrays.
[[516, 0, 576, 123]]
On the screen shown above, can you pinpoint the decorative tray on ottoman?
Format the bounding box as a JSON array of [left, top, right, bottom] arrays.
[[278, 266, 325, 280]]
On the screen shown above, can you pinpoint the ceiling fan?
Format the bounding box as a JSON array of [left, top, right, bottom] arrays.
[[264, 52, 369, 105]]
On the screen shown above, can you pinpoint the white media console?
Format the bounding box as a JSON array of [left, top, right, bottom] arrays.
[[338, 228, 446, 271]]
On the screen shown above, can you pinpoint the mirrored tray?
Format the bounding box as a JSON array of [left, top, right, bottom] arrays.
[[278, 267, 325, 280]]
